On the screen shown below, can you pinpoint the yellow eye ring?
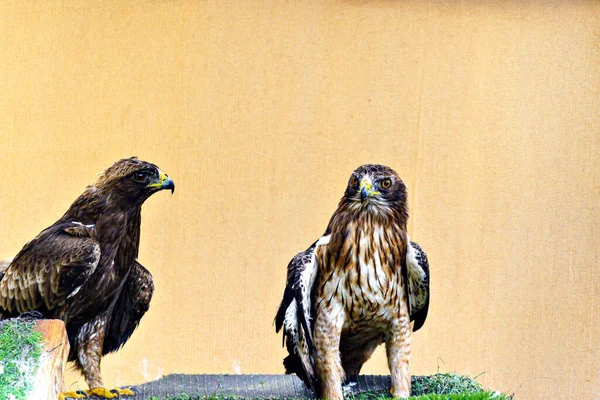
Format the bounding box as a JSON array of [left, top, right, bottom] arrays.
[[351, 176, 359, 185], [381, 179, 392, 189]]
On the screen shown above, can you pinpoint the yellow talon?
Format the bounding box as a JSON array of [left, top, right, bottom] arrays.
[[88, 387, 117, 398], [89, 387, 136, 398], [59, 387, 135, 399], [59, 391, 87, 400], [114, 387, 136, 397], [117, 388, 136, 396]]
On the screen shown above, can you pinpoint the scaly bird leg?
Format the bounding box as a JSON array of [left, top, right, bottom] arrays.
[[386, 314, 412, 398], [59, 319, 136, 399], [313, 304, 345, 400]]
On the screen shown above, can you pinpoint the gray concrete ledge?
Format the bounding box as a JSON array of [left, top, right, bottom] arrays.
[[77, 374, 393, 399]]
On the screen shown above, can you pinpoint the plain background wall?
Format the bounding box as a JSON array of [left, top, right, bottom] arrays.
[[1, 1, 598, 399]]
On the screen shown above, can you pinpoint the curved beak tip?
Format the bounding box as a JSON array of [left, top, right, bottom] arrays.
[[360, 187, 369, 202], [163, 177, 175, 194]]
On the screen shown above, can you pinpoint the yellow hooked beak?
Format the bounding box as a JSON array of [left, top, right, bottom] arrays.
[[147, 171, 175, 193], [359, 178, 380, 202]]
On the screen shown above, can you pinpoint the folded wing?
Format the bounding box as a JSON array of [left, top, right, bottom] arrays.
[[0, 222, 100, 315], [405, 240, 430, 332], [103, 260, 154, 354], [274, 234, 330, 391]]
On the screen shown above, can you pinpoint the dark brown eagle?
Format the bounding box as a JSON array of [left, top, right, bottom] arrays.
[[0, 157, 174, 399], [275, 164, 430, 399]]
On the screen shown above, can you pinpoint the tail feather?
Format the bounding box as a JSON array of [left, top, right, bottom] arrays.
[[274, 288, 294, 333], [280, 300, 318, 394], [295, 291, 316, 356]]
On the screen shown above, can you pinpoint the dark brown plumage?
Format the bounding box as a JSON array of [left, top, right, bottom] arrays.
[[0, 157, 174, 398], [275, 164, 430, 399]]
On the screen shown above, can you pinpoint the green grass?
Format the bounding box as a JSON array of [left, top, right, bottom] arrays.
[[349, 391, 508, 400], [345, 373, 510, 400], [0, 319, 44, 400], [411, 372, 487, 395], [148, 373, 511, 400]]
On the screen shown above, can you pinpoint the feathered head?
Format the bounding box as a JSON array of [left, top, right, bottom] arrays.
[[93, 157, 175, 206], [339, 164, 408, 223]]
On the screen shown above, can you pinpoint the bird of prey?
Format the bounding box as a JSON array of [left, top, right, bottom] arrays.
[[275, 164, 430, 399], [0, 157, 174, 399]]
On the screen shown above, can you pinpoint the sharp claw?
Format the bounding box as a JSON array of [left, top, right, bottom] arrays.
[[109, 389, 121, 399], [76, 390, 90, 399], [59, 391, 89, 400], [85, 387, 135, 399], [116, 387, 136, 397]]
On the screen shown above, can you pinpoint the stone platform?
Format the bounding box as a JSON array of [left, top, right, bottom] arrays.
[[79, 374, 392, 399]]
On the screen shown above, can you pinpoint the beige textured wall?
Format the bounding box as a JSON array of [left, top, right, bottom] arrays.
[[1, 1, 598, 399]]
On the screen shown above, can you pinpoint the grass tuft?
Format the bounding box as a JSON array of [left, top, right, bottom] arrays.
[[0, 319, 44, 400], [411, 373, 485, 396], [348, 391, 508, 400]]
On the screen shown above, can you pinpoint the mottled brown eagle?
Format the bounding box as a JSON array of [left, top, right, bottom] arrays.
[[275, 164, 430, 399], [0, 157, 174, 399]]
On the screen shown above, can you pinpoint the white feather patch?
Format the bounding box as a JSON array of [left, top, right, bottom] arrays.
[[406, 236, 426, 280], [67, 285, 83, 299], [71, 221, 95, 228], [316, 234, 331, 246], [284, 300, 299, 333], [298, 234, 330, 322]]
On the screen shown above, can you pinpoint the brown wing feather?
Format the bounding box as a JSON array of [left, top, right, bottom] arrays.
[[0, 222, 100, 315], [102, 260, 154, 354]]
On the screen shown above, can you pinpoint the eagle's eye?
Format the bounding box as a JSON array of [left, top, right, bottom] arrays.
[[132, 172, 146, 183], [350, 176, 359, 186], [381, 179, 392, 189]]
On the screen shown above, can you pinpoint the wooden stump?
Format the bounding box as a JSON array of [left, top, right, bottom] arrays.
[[28, 320, 70, 400]]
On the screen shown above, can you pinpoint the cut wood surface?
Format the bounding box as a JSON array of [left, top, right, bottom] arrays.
[[29, 319, 70, 400]]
